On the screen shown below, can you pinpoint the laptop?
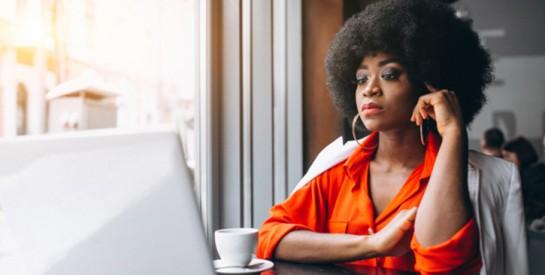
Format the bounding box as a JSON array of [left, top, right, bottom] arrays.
[[0, 126, 214, 275]]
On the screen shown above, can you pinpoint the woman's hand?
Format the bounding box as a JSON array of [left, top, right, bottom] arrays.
[[370, 207, 417, 257], [410, 84, 464, 138], [410, 85, 471, 248], [274, 208, 418, 263]]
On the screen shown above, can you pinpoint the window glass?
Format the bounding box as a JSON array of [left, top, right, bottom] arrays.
[[0, 0, 198, 168]]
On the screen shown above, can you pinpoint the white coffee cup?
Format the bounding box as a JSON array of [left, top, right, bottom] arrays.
[[215, 228, 258, 267]]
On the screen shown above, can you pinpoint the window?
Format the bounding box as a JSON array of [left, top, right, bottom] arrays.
[[0, 0, 202, 221], [0, 0, 199, 166], [16, 83, 28, 135]]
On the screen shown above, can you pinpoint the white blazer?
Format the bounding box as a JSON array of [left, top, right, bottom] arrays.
[[293, 136, 529, 275]]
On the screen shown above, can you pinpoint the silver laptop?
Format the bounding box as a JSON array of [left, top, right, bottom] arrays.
[[0, 126, 214, 275]]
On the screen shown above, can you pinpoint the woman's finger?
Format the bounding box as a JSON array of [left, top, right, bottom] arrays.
[[425, 82, 438, 93], [414, 89, 464, 136], [396, 207, 417, 232]]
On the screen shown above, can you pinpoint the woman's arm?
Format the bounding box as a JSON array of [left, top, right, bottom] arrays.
[[411, 87, 472, 247], [274, 207, 417, 263]]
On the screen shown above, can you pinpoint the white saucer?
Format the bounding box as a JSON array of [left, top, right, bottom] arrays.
[[213, 258, 274, 274]]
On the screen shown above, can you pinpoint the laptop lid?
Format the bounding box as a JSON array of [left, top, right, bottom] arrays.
[[0, 126, 214, 275]]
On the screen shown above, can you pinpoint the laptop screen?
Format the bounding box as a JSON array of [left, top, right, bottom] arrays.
[[0, 126, 214, 275]]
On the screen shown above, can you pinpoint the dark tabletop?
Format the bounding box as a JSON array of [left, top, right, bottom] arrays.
[[261, 261, 417, 275]]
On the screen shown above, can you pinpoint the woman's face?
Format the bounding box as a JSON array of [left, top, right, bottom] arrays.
[[355, 53, 420, 132], [502, 150, 520, 167]]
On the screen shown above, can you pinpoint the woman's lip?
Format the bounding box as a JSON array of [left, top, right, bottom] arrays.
[[361, 102, 382, 111], [361, 102, 383, 116]]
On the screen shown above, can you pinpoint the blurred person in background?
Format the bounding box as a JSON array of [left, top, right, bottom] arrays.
[[481, 128, 505, 157], [503, 137, 545, 222]]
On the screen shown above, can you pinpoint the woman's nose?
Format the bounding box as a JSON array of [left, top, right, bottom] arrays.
[[363, 83, 381, 97]]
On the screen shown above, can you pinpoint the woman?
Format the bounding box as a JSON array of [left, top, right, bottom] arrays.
[[257, 0, 527, 274], [503, 137, 545, 222], [502, 137, 540, 170]]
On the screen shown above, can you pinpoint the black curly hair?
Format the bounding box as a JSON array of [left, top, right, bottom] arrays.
[[325, 0, 493, 126], [503, 137, 539, 169]]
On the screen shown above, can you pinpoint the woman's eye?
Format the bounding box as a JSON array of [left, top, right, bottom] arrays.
[[355, 76, 368, 85], [381, 71, 400, 80]]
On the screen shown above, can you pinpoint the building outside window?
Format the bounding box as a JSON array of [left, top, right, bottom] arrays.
[[15, 83, 27, 135], [0, 0, 199, 168]]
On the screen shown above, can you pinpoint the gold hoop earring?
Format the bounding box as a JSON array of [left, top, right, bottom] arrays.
[[352, 114, 377, 150], [420, 118, 429, 146], [352, 114, 361, 146]]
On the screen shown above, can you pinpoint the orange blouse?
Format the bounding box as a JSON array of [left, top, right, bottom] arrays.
[[257, 132, 481, 274]]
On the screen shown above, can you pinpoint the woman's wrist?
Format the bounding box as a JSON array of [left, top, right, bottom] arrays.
[[440, 124, 466, 140], [362, 234, 381, 258]]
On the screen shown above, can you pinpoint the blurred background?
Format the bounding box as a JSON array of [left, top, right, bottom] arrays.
[[0, 0, 197, 166]]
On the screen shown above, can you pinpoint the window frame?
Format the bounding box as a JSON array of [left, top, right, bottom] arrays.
[[195, 0, 304, 249]]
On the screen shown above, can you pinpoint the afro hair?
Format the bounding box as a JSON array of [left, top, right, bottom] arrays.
[[325, 0, 493, 126]]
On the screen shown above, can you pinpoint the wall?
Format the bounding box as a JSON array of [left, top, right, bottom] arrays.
[[457, 0, 545, 160], [468, 56, 545, 159], [302, 0, 343, 170]]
